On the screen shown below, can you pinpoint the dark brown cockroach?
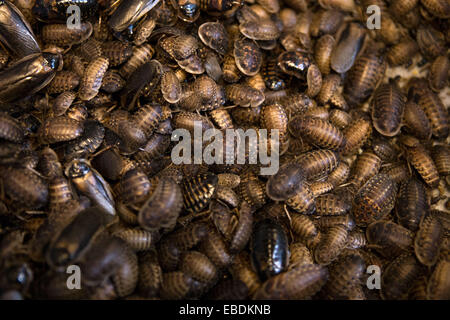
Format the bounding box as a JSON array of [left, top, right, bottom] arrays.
[[167, 222, 209, 252], [229, 252, 262, 296], [321, 253, 365, 299], [199, 229, 232, 269], [65, 158, 115, 217], [47, 71, 80, 94], [317, 74, 340, 105], [222, 53, 242, 83], [253, 264, 329, 300], [386, 39, 419, 66], [180, 251, 218, 284], [409, 276, 428, 300], [310, 9, 344, 37], [225, 84, 265, 108], [52, 91, 77, 116], [403, 100, 432, 140], [404, 144, 440, 188], [210, 200, 235, 239], [78, 57, 109, 101], [214, 186, 239, 208], [431, 145, 450, 176], [234, 37, 262, 76], [346, 229, 367, 249], [79, 234, 132, 286], [231, 105, 261, 126], [118, 168, 151, 206], [381, 252, 425, 300], [42, 22, 92, 46], [66, 55, 86, 78], [327, 161, 350, 187], [38, 116, 84, 144], [45, 207, 108, 271], [111, 247, 139, 297], [101, 70, 126, 93], [277, 51, 313, 80], [415, 85, 449, 139], [352, 173, 397, 226], [416, 25, 446, 59], [0, 113, 25, 143], [38, 147, 62, 179], [427, 259, 450, 299], [157, 239, 181, 272], [131, 103, 163, 138], [0, 1, 40, 57], [0, 53, 61, 104], [260, 103, 288, 140], [239, 18, 281, 41], [182, 172, 218, 214], [290, 213, 318, 241], [230, 201, 253, 253], [289, 116, 346, 151], [288, 243, 314, 269], [389, 0, 418, 17], [314, 194, 351, 216], [65, 120, 105, 159], [161, 70, 182, 104], [160, 271, 192, 300], [348, 151, 382, 190], [77, 38, 103, 62], [120, 44, 155, 79], [371, 137, 397, 162], [428, 55, 449, 92], [306, 64, 322, 97], [331, 23, 366, 74], [329, 109, 351, 129], [314, 225, 348, 265], [366, 221, 414, 258], [281, 93, 315, 117], [235, 174, 265, 210], [344, 50, 386, 107], [396, 178, 428, 232], [296, 149, 339, 181], [371, 82, 406, 137], [266, 162, 305, 201], [138, 250, 162, 298], [34, 270, 88, 299], [198, 21, 228, 55], [135, 134, 171, 161], [0, 48, 7, 70], [414, 214, 443, 267], [138, 178, 183, 231], [0, 165, 48, 210], [101, 41, 133, 68], [250, 219, 289, 280], [206, 279, 249, 300], [261, 58, 285, 91], [315, 35, 335, 76]]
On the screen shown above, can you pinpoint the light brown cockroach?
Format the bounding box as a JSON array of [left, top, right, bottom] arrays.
[[314, 194, 351, 216], [315, 35, 335, 76], [314, 225, 348, 265], [167, 222, 209, 252], [253, 264, 329, 300], [199, 229, 233, 269], [134, 16, 156, 46], [327, 161, 350, 187], [329, 109, 351, 129], [310, 9, 343, 37], [366, 221, 414, 259], [290, 213, 318, 241], [427, 259, 450, 299], [286, 183, 316, 215], [209, 109, 234, 130], [317, 73, 341, 105], [48, 176, 74, 210], [101, 70, 126, 93], [289, 116, 346, 151], [348, 151, 382, 190], [180, 251, 218, 284], [238, 174, 267, 210], [414, 213, 444, 266], [118, 168, 151, 206], [160, 271, 193, 300], [101, 41, 133, 67], [386, 39, 419, 67], [52, 91, 77, 117], [111, 247, 139, 297], [222, 53, 242, 83], [161, 70, 182, 104], [42, 22, 93, 46], [79, 57, 109, 101], [296, 149, 339, 181], [431, 145, 450, 176], [346, 229, 367, 249], [281, 93, 315, 117], [182, 173, 218, 214], [229, 201, 253, 253], [416, 25, 446, 60], [341, 117, 372, 155], [47, 71, 80, 94], [309, 181, 335, 197], [428, 55, 449, 92], [158, 240, 181, 272], [288, 243, 314, 269], [403, 100, 432, 140], [225, 83, 265, 108]]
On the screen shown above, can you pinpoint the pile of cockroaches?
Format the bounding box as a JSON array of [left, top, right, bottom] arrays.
[[0, 0, 449, 300]]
